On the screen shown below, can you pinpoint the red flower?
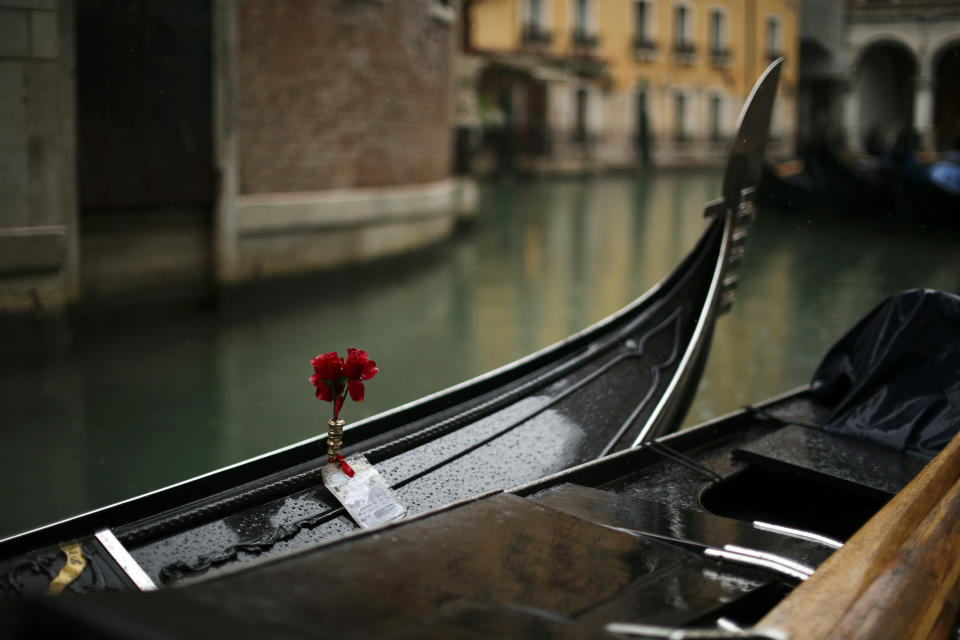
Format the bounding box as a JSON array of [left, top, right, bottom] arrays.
[[309, 351, 344, 402], [343, 348, 379, 403], [309, 349, 378, 419]]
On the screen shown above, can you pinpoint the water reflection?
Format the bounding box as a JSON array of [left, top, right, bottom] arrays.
[[690, 210, 960, 423], [2, 172, 958, 538]]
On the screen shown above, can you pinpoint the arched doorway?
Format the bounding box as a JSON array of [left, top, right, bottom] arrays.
[[853, 42, 917, 153], [933, 41, 960, 151]]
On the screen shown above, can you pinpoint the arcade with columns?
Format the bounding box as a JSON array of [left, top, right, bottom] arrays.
[[843, 2, 960, 154]]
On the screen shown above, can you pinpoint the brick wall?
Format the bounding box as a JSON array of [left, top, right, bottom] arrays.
[[238, 0, 455, 194]]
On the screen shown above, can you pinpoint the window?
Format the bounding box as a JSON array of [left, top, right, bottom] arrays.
[[709, 9, 724, 54], [636, 0, 649, 40], [528, 0, 543, 27], [574, 0, 588, 35], [675, 5, 689, 48], [572, 0, 596, 46], [709, 8, 729, 65], [674, 91, 688, 141], [673, 4, 694, 63], [523, 0, 551, 43], [766, 16, 781, 59], [575, 87, 588, 141], [634, 0, 655, 54], [710, 93, 723, 141]]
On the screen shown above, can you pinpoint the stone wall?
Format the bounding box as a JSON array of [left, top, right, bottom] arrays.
[[0, 0, 77, 318]]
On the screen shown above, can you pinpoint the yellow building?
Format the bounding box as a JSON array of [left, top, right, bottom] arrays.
[[465, 0, 799, 170]]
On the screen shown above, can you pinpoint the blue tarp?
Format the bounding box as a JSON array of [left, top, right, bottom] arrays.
[[810, 289, 960, 459], [929, 161, 960, 196]]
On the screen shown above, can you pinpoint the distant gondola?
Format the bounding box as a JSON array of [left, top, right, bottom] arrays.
[[758, 159, 819, 210], [808, 145, 896, 215], [0, 61, 783, 598], [809, 144, 960, 226]]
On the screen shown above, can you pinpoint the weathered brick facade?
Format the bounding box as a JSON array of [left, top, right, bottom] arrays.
[[238, 0, 454, 194]]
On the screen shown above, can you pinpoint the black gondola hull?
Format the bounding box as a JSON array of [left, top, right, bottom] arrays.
[[0, 57, 788, 599], [0, 202, 737, 593]]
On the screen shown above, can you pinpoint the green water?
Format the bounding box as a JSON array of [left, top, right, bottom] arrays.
[[2, 171, 958, 539]]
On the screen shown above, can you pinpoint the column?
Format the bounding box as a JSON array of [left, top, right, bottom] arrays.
[[841, 79, 860, 154], [913, 75, 934, 153]]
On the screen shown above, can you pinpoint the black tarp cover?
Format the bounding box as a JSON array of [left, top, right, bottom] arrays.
[[810, 289, 960, 459]]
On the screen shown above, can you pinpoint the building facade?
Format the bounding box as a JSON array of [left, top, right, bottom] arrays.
[[843, 0, 960, 155], [0, 0, 472, 324], [464, 0, 800, 171]]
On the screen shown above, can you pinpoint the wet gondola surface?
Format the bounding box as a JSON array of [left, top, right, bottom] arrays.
[[5, 59, 960, 639]]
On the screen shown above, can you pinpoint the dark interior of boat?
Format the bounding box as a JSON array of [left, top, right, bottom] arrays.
[[700, 465, 889, 541]]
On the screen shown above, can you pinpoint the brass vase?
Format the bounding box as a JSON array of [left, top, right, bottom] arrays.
[[327, 417, 345, 462]]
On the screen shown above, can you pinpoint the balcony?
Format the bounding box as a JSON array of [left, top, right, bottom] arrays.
[[521, 23, 553, 46], [710, 46, 731, 67], [633, 36, 657, 61], [673, 42, 696, 66], [571, 29, 599, 49]]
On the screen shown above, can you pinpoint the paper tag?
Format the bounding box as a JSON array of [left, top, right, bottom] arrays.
[[322, 455, 407, 528]]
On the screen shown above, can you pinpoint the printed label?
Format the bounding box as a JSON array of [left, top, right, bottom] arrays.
[[322, 455, 407, 528]]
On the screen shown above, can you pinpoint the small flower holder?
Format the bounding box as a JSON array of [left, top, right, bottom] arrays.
[[326, 418, 345, 458], [310, 349, 406, 528]]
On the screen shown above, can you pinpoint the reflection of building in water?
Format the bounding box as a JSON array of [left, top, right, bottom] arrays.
[[461, 0, 799, 173], [843, 0, 960, 154], [0, 1, 474, 324]]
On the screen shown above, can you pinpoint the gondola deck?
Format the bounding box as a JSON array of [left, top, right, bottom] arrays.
[[2, 386, 950, 638]]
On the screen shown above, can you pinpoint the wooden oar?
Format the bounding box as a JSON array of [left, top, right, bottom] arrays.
[[757, 430, 960, 639]]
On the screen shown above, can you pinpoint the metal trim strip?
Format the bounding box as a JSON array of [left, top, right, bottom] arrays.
[[753, 521, 844, 549], [94, 528, 157, 592]]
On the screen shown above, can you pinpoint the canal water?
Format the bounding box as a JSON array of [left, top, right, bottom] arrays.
[[2, 171, 959, 539]]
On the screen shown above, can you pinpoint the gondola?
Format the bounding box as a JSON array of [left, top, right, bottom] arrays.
[[895, 161, 960, 226], [808, 144, 960, 226], [807, 145, 896, 217], [758, 159, 819, 211], [0, 60, 782, 600], [5, 288, 959, 638]]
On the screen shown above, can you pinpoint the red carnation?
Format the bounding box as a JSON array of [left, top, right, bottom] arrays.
[[343, 348, 379, 403], [310, 351, 344, 400], [309, 349, 377, 420]]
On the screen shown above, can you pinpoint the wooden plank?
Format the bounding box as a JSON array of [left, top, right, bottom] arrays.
[[758, 432, 960, 639], [827, 474, 960, 639]]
